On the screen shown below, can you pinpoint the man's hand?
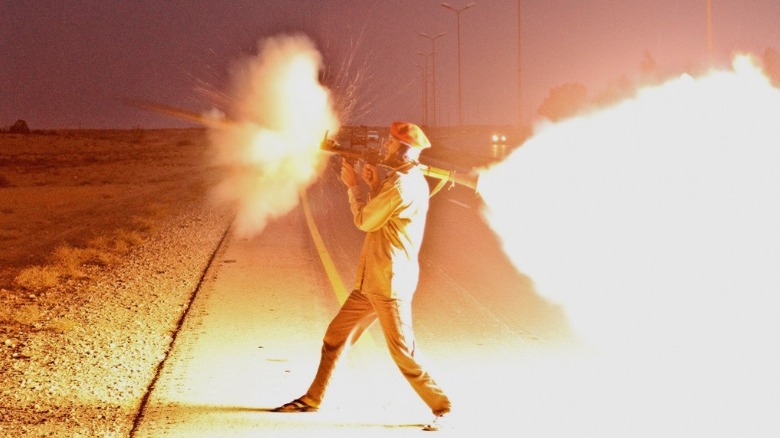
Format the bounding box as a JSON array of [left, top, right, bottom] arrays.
[[340, 159, 359, 187], [361, 163, 381, 193]]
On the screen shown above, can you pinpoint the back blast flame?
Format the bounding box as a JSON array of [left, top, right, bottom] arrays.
[[477, 55, 780, 437]]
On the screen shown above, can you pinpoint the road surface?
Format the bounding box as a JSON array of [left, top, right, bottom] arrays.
[[131, 158, 572, 437]]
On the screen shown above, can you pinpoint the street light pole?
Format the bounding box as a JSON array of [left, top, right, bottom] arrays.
[[706, 0, 713, 67], [419, 32, 446, 126], [441, 2, 475, 126], [416, 51, 432, 126], [517, 0, 523, 128], [415, 63, 425, 123]]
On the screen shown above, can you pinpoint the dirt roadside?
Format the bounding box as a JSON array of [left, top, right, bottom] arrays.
[[0, 129, 234, 437]]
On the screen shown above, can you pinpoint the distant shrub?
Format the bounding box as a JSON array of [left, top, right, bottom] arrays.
[[87, 235, 115, 253], [9, 119, 31, 134], [114, 229, 146, 252], [131, 215, 161, 235], [14, 208, 157, 292], [15, 265, 61, 290], [52, 244, 89, 278], [88, 232, 140, 261], [0, 304, 42, 326], [54, 241, 130, 274], [14, 305, 42, 325]]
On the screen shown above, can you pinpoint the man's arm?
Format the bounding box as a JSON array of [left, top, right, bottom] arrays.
[[340, 160, 399, 232]]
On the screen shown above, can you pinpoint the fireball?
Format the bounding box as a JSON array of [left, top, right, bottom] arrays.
[[208, 34, 340, 237], [478, 55, 780, 436]]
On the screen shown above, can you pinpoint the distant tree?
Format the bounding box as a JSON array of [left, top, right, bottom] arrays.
[[639, 50, 660, 84], [9, 119, 30, 134], [763, 47, 780, 88], [592, 75, 635, 108], [537, 82, 588, 122]]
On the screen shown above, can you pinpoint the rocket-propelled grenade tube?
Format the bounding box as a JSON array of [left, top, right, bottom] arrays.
[[418, 162, 479, 192], [320, 135, 382, 166], [319, 133, 480, 192]]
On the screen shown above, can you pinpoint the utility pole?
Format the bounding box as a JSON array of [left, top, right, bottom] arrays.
[[706, 0, 713, 67], [416, 52, 432, 125], [441, 2, 476, 126], [419, 32, 446, 126], [415, 63, 425, 124], [517, 0, 523, 129]]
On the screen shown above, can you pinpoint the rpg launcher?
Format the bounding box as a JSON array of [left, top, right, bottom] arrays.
[[319, 132, 479, 195], [320, 133, 382, 166]]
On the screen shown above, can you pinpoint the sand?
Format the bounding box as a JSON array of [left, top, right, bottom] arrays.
[[0, 129, 233, 436]]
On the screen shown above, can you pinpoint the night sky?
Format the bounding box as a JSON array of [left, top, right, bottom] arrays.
[[3, 0, 780, 129]]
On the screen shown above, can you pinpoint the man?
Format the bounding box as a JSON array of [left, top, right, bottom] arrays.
[[273, 121, 451, 431]]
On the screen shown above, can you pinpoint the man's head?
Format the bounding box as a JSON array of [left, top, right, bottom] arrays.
[[382, 121, 430, 167]]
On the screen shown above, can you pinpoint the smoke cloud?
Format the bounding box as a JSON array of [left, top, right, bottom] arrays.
[[478, 56, 780, 437], [208, 34, 340, 237]]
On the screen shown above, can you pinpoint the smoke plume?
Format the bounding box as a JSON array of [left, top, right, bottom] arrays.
[[208, 34, 340, 237], [478, 55, 780, 437]]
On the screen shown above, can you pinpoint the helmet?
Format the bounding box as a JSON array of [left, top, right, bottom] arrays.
[[390, 121, 431, 150]]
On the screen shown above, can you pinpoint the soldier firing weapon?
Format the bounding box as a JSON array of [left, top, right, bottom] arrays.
[[319, 132, 479, 196], [129, 99, 479, 195]]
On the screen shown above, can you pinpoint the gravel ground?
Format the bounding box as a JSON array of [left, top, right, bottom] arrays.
[[0, 205, 233, 437]]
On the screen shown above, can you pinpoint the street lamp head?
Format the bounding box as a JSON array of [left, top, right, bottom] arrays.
[[419, 32, 446, 40], [416, 51, 432, 60], [441, 2, 476, 12], [439, 2, 475, 127]]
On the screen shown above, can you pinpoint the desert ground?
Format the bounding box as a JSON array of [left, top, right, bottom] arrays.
[[0, 129, 234, 436]]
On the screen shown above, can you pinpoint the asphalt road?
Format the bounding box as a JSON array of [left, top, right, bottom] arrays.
[[131, 157, 573, 437]]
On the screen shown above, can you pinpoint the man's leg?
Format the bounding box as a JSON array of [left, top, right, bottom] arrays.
[[366, 293, 451, 415], [299, 290, 377, 407]]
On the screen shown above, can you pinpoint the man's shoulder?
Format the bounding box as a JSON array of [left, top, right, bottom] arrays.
[[386, 167, 423, 183], [388, 168, 429, 198]]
